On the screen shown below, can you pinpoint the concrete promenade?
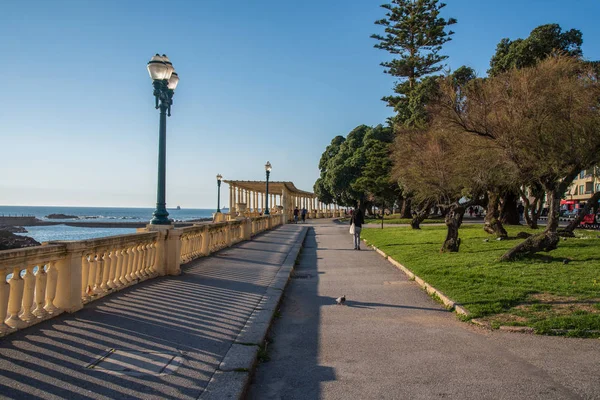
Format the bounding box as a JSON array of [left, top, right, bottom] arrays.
[[248, 220, 600, 400], [0, 224, 307, 399]]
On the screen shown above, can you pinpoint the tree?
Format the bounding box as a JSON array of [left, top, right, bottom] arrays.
[[437, 56, 600, 260], [487, 23, 584, 226], [314, 136, 345, 206], [489, 23, 583, 76], [353, 125, 397, 210], [371, 0, 456, 122]]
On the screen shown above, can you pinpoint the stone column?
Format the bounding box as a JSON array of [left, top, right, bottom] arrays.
[[53, 242, 85, 312]]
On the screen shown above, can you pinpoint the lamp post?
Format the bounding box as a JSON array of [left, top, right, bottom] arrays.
[[147, 54, 180, 225], [264, 161, 272, 215], [216, 174, 223, 213]]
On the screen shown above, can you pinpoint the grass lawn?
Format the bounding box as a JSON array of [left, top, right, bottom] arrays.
[[361, 224, 600, 338]]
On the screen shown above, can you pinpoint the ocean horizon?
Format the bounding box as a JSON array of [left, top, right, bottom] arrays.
[[0, 205, 227, 242]]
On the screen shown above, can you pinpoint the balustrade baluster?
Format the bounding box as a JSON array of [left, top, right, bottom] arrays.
[[81, 254, 91, 299], [121, 247, 132, 284], [149, 242, 157, 273], [125, 246, 135, 282], [6, 266, 26, 328], [93, 252, 104, 294], [87, 254, 97, 295], [32, 264, 48, 318], [113, 248, 124, 287], [140, 243, 150, 277], [0, 270, 10, 335], [44, 262, 59, 313], [20, 266, 36, 322], [101, 250, 112, 291], [134, 245, 144, 279], [107, 250, 117, 289]]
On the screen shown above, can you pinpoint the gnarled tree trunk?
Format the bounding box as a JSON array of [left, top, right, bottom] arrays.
[[520, 185, 544, 230], [411, 200, 432, 229], [484, 191, 507, 237], [502, 171, 578, 261], [441, 205, 465, 252], [400, 197, 412, 219], [500, 191, 520, 225]]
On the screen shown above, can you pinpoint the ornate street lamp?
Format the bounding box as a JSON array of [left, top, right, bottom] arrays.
[[216, 174, 223, 213], [264, 161, 272, 215], [147, 54, 180, 225]]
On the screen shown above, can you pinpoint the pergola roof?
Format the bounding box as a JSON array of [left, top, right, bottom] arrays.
[[223, 180, 315, 197]]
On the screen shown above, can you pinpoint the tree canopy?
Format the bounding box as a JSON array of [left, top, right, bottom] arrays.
[[488, 23, 583, 76]]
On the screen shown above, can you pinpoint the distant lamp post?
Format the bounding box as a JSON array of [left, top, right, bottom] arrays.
[[264, 161, 272, 215], [147, 54, 180, 225], [216, 174, 223, 213]]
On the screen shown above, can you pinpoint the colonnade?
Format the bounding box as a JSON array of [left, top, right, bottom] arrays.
[[228, 185, 283, 215], [226, 182, 345, 222]]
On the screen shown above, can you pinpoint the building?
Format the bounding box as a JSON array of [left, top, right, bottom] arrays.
[[562, 168, 600, 212]]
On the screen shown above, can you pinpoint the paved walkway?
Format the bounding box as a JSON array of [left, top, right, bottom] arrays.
[[248, 220, 600, 400], [0, 224, 307, 400]]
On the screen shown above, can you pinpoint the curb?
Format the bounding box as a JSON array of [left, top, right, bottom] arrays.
[[365, 240, 470, 317], [199, 225, 309, 400]]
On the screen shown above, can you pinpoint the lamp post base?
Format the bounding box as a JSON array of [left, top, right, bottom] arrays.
[[150, 207, 171, 225]]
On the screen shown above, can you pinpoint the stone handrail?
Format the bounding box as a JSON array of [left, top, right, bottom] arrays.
[[0, 214, 285, 337]]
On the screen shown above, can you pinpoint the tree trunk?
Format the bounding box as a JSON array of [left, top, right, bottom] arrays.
[[410, 200, 432, 229], [441, 205, 465, 252], [561, 191, 600, 234], [500, 231, 559, 261], [500, 191, 520, 225], [401, 197, 412, 219], [484, 191, 507, 237], [501, 170, 578, 261], [520, 184, 544, 230]]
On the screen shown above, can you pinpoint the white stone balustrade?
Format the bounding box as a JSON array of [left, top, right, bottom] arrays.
[[0, 214, 286, 338]]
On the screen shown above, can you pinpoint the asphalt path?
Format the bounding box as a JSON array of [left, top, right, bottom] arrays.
[[247, 220, 600, 400]]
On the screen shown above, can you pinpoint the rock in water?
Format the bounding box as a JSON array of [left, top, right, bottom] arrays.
[[0, 231, 41, 251], [46, 213, 78, 219], [0, 225, 28, 233]]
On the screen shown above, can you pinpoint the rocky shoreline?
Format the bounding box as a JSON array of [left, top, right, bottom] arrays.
[[0, 231, 40, 251]]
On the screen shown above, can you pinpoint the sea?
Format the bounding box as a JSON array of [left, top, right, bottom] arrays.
[[0, 205, 226, 243]]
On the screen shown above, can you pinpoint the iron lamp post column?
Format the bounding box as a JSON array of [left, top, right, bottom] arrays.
[[216, 174, 222, 213], [264, 161, 272, 215], [147, 54, 180, 225]]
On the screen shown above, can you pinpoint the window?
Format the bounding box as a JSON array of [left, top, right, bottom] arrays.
[[580, 185, 585, 195], [580, 171, 585, 179], [596, 183, 600, 192], [586, 182, 593, 194]]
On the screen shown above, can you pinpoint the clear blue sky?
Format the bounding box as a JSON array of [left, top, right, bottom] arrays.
[[1, 0, 598, 208]]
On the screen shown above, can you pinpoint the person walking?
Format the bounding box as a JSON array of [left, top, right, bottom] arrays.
[[293, 207, 299, 224], [350, 207, 364, 250], [301, 207, 307, 223]]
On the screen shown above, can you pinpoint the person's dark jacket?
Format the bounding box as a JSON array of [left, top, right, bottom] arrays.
[[350, 209, 364, 228]]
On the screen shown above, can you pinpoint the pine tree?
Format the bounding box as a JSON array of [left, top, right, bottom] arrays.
[[371, 0, 456, 125]]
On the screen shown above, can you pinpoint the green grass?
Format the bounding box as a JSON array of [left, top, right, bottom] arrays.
[[362, 225, 600, 338]]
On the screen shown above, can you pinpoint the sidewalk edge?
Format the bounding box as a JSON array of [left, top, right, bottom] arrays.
[[198, 225, 309, 400]]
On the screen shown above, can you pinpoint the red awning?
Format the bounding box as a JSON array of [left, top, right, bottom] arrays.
[[560, 200, 577, 205]]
